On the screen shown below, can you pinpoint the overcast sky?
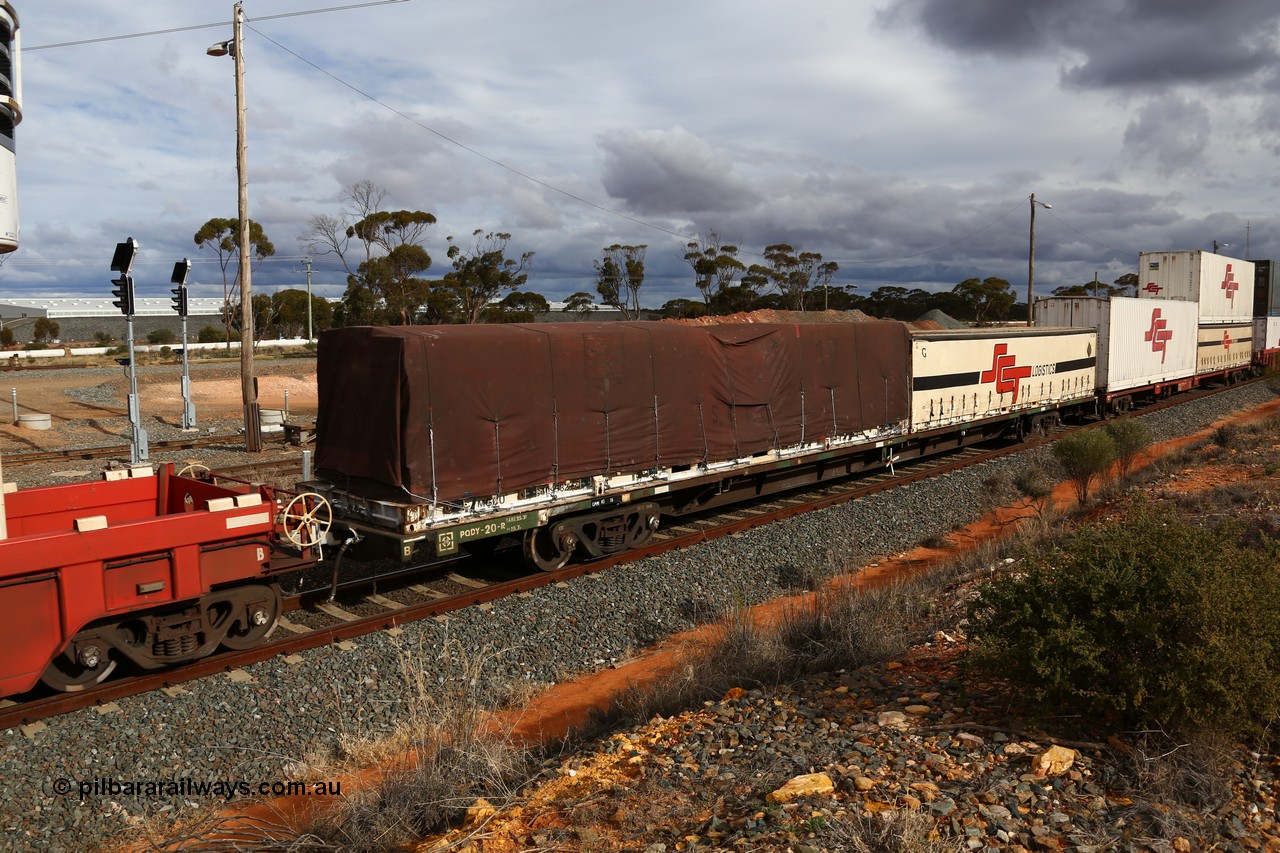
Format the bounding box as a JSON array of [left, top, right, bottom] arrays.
[[4, 0, 1278, 310]]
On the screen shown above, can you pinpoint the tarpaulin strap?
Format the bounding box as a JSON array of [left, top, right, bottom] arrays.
[[604, 409, 612, 473], [493, 420, 503, 498], [766, 402, 779, 451], [830, 388, 838, 435], [729, 400, 740, 458], [428, 407, 439, 504], [652, 395, 661, 467], [551, 400, 560, 485], [799, 387, 806, 444], [697, 399, 709, 469]]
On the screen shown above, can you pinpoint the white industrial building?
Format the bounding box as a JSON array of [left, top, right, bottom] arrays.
[[0, 297, 226, 319]]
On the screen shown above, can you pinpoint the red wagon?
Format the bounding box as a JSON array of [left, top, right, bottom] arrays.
[[0, 464, 323, 697]]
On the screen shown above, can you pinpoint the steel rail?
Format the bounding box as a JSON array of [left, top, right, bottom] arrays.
[[2, 433, 292, 468]]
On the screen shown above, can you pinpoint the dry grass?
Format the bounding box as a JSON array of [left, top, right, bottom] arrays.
[[1112, 731, 1235, 844], [142, 638, 540, 853], [820, 806, 965, 852], [590, 566, 957, 733], [299, 640, 535, 853]]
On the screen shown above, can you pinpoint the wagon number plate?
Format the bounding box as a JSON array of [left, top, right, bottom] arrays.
[[435, 511, 540, 556]]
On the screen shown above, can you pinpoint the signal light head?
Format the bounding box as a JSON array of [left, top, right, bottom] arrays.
[[110, 274, 135, 317]]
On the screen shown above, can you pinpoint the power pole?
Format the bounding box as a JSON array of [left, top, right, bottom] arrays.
[[232, 3, 259, 451], [297, 256, 314, 342]]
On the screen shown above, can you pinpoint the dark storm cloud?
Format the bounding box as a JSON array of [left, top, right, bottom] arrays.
[[878, 0, 1280, 90], [1121, 95, 1211, 175], [598, 128, 761, 216]]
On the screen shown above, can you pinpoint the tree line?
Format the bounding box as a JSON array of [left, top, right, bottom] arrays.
[[195, 179, 1141, 336]]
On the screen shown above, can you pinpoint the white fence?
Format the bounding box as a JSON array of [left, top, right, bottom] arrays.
[[2, 338, 312, 360]]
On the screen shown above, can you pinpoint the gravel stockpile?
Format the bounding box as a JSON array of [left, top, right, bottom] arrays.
[[0, 382, 1275, 851]]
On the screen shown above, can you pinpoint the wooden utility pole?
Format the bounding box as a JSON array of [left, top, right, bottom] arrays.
[[232, 1, 260, 451]]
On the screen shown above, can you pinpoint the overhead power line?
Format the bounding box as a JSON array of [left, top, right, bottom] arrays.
[[25, 1, 411, 51]]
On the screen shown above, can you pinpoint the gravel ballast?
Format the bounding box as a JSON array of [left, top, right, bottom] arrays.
[[0, 381, 1275, 851]]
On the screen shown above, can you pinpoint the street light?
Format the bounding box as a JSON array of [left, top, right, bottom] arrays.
[[207, 1, 260, 451], [1027, 192, 1052, 326]]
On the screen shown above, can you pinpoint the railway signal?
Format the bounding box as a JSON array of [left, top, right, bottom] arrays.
[[109, 237, 138, 317], [171, 259, 196, 430], [110, 237, 146, 462], [109, 275, 135, 316], [170, 273, 189, 318]]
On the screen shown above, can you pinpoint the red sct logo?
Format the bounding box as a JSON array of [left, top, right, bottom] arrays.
[[981, 344, 1032, 401], [1221, 264, 1238, 302], [1143, 282, 1163, 294], [1223, 329, 1233, 350], [1144, 308, 1172, 363]]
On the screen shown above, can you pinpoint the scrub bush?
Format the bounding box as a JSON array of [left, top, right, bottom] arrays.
[[1105, 418, 1152, 479], [968, 502, 1280, 737], [1052, 429, 1115, 504]]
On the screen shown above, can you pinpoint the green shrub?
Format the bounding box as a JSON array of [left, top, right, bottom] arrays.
[[0, 327, 13, 346], [147, 327, 176, 345], [1211, 423, 1239, 450], [1013, 464, 1054, 515], [197, 325, 226, 344], [32, 317, 59, 343], [93, 330, 114, 345], [1105, 418, 1152, 479], [1051, 429, 1115, 504], [967, 502, 1280, 737]]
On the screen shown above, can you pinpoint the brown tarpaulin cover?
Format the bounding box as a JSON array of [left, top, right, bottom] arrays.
[[315, 322, 911, 503]]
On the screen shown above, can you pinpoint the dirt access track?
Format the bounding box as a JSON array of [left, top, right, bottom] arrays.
[[0, 357, 318, 449]]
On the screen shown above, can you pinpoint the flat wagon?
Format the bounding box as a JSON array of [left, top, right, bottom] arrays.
[[305, 321, 914, 569]]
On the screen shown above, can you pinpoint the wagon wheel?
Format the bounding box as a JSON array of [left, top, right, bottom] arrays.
[[178, 462, 210, 478], [280, 492, 332, 549], [218, 586, 283, 651], [40, 644, 117, 693], [523, 525, 577, 572]]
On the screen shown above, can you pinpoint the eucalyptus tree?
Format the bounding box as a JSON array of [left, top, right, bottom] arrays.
[[594, 244, 647, 319], [745, 244, 838, 311], [952, 277, 1015, 325], [194, 217, 275, 344], [303, 180, 437, 324], [682, 230, 745, 305], [442, 230, 534, 324]]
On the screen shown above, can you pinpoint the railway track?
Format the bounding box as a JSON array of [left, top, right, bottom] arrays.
[[0, 433, 291, 467], [0, 378, 1256, 729]]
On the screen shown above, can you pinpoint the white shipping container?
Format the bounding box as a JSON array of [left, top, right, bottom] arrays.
[[1036, 296, 1197, 394], [910, 327, 1096, 431], [1253, 316, 1280, 355], [1137, 250, 1255, 323], [1196, 323, 1253, 374]]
